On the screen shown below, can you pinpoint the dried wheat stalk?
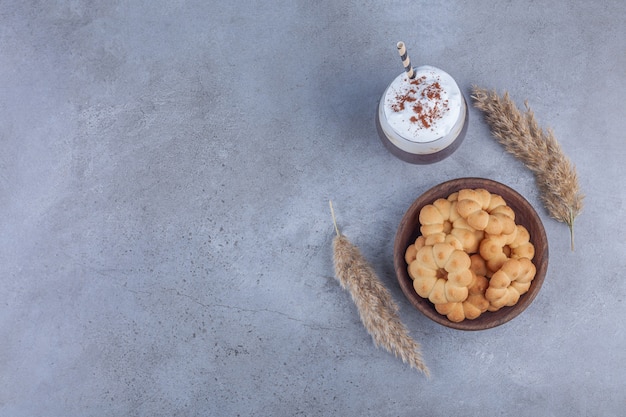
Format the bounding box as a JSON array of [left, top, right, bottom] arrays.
[[472, 86, 584, 250], [329, 201, 429, 376]]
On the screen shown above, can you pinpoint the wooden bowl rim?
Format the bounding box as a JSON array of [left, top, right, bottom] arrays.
[[394, 177, 549, 331]]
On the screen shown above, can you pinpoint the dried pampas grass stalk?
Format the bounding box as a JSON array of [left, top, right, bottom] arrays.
[[472, 86, 584, 251], [329, 201, 429, 376]]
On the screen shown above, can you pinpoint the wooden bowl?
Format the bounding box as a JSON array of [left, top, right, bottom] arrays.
[[394, 177, 548, 330]]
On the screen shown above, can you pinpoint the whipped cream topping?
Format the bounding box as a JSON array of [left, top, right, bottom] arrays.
[[382, 66, 464, 144]]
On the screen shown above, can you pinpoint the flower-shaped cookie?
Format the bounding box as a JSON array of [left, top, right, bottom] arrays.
[[479, 224, 535, 273], [407, 242, 473, 305], [485, 257, 536, 311], [456, 188, 516, 235]]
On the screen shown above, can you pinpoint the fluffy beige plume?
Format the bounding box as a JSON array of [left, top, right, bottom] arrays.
[[472, 87, 584, 250], [329, 201, 429, 376]]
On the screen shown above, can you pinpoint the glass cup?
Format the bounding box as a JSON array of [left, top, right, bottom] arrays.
[[376, 65, 468, 164]]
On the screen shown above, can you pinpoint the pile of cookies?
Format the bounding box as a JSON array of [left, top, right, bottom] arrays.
[[404, 188, 536, 322]]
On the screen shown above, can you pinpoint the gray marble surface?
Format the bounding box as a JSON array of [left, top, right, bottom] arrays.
[[1, 1, 625, 416]]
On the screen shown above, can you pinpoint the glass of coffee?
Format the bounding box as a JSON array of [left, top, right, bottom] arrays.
[[376, 65, 468, 164]]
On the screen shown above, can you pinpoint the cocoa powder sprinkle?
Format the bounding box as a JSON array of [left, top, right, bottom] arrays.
[[391, 76, 449, 130]]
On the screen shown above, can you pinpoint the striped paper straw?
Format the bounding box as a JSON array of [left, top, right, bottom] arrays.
[[397, 41, 415, 79]]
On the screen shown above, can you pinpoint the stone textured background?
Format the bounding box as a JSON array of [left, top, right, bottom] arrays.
[[1, 1, 625, 415]]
